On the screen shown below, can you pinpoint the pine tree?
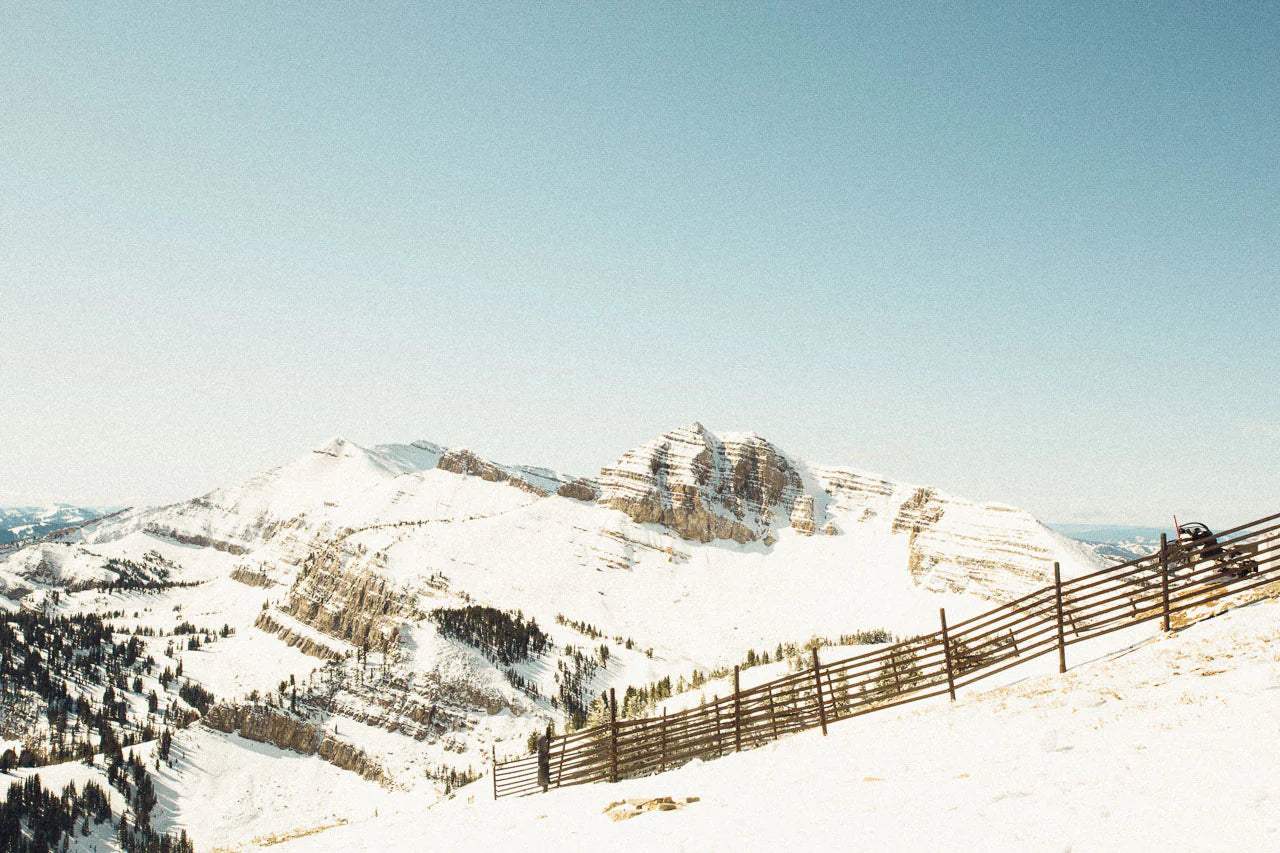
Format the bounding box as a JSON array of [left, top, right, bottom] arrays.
[[584, 691, 611, 729]]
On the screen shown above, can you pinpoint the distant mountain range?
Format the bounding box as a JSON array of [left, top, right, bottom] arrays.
[[0, 504, 121, 545], [1046, 523, 1173, 564]]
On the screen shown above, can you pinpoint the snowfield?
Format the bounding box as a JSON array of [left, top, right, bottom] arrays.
[[268, 595, 1280, 852], [152, 727, 417, 850]]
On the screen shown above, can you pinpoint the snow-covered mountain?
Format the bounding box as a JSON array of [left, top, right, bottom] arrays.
[[2, 423, 1101, 653], [0, 503, 119, 545], [0, 422, 1109, 851], [1049, 523, 1170, 564]]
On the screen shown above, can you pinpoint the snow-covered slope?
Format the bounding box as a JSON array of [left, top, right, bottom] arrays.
[[266, 594, 1280, 852], [283, 422, 1101, 672]]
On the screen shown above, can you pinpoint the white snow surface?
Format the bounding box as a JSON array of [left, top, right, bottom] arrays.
[[268, 596, 1280, 852]]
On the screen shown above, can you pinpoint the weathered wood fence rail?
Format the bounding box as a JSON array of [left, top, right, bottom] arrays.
[[494, 510, 1280, 798]]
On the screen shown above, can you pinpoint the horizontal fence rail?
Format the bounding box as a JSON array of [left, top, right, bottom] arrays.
[[494, 510, 1280, 797]]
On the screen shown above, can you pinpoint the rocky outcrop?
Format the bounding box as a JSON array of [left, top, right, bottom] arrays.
[[230, 565, 276, 587], [275, 549, 412, 651], [596, 423, 804, 544], [892, 488, 946, 535], [811, 467, 896, 516], [142, 522, 248, 555], [901, 501, 1061, 600], [790, 495, 816, 536], [604, 796, 698, 821], [326, 670, 513, 742], [254, 611, 345, 660], [436, 449, 548, 497], [556, 478, 600, 502], [203, 703, 388, 785]]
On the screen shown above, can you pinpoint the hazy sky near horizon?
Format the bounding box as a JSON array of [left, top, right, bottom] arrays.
[[2, 2, 1277, 527]]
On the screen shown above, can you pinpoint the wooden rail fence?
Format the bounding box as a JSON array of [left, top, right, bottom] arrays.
[[494, 510, 1280, 798]]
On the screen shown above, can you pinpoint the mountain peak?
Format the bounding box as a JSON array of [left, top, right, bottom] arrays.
[[436, 448, 550, 497], [313, 436, 360, 457], [597, 422, 805, 544]]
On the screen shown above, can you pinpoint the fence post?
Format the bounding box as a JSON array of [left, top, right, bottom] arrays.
[[1008, 628, 1019, 657], [939, 608, 956, 701], [1054, 562, 1067, 673], [538, 724, 551, 793], [660, 708, 667, 772], [733, 665, 742, 752], [609, 687, 618, 783], [825, 668, 841, 719], [1160, 533, 1171, 632], [713, 696, 722, 756], [766, 684, 778, 741], [556, 731, 566, 788], [491, 745, 497, 800], [811, 647, 828, 735]]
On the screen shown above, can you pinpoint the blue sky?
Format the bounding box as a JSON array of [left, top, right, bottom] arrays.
[[2, 2, 1277, 526]]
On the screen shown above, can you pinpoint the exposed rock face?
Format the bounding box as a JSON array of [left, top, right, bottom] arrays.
[[203, 703, 388, 785], [892, 488, 946, 535], [230, 565, 276, 587], [556, 478, 601, 502], [596, 423, 804, 544], [604, 796, 697, 821], [902, 500, 1059, 600], [141, 522, 248, 555], [811, 464, 1075, 601], [790, 495, 816, 536], [327, 669, 513, 739], [270, 548, 412, 651], [254, 611, 345, 660], [812, 467, 896, 515], [436, 449, 548, 496]]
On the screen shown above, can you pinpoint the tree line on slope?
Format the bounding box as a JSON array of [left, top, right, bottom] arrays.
[[430, 606, 549, 666], [0, 610, 215, 767], [0, 770, 193, 853]]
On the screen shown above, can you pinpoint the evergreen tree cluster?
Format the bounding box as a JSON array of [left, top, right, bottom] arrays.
[[424, 764, 480, 795], [872, 636, 928, 700], [619, 676, 673, 718], [553, 615, 644, 655], [0, 774, 113, 852], [430, 606, 548, 665], [603, 628, 899, 723], [838, 628, 894, 645], [551, 648, 598, 729], [0, 610, 215, 769], [0, 771, 192, 853], [500, 668, 540, 699], [176, 684, 214, 715], [949, 631, 1018, 676], [553, 614, 603, 640], [89, 552, 201, 594]]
